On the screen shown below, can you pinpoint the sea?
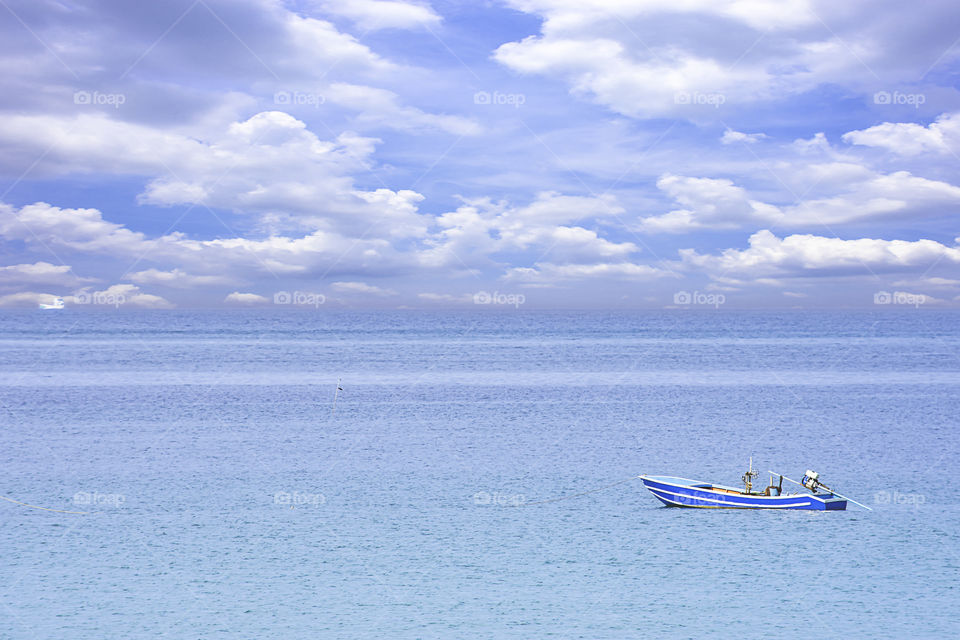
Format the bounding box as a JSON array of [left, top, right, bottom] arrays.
[[0, 310, 957, 639]]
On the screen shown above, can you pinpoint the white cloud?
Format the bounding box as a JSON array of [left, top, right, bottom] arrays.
[[2, 194, 641, 286], [637, 174, 778, 233], [0, 291, 62, 308], [71, 284, 175, 309], [637, 168, 960, 233], [680, 230, 960, 278], [0, 202, 150, 253], [128, 269, 239, 288], [494, 35, 761, 118], [331, 281, 397, 295], [282, 11, 396, 73], [422, 192, 637, 269], [0, 112, 430, 240], [721, 129, 767, 144], [842, 112, 960, 156], [503, 261, 666, 284], [0, 200, 407, 280], [792, 132, 832, 155], [891, 277, 960, 289], [224, 292, 269, 304], [492, 1, 957, 119], [319, 0, 442, 30], [324, 83, 480, 136], [0, 262, 93, 287], [417, 292, 472, 303]]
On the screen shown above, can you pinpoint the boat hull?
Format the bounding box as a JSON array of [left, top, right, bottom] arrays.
[[640, 475, 846, 510]]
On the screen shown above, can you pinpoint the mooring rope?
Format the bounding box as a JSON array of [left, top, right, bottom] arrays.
[[0, 494, 89, 514], [517, 474, 643, 507]]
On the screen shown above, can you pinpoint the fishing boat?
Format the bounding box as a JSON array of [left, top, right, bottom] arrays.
[[639, 460, 870, 510]]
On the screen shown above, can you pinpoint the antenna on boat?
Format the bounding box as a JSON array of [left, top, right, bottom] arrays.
[[332, 377, 343, 415], [742, 457, 758, 494]]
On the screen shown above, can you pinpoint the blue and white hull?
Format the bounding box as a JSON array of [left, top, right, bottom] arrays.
[[640, 475, 847, 510]]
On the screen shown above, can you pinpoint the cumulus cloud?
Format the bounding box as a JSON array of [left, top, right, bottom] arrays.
[[0, 291, 63, 308], [0, 111, 431, 240], [224, 292, 269, 304], [680, 230, 960, 278], [71, 284, 175, 309], [0, 201, 382, 279], [637, 168, 960, 232], [0, 202, 151, 253], [421, 192, 637, 269], [891, 277, 960, 289], [842, 112, 960, 156], [417, 292, 472, 303], [503, 261, 666, 284], [0, 0, 405, 129], [325, 83, 480, 136], [128, 269, 239, 288], [319, 0, 442, 30], [331, 281, 397, 295], [721, 129, 767, 144], [492, 1, 960, 118], [0, 189, 646, 291], [637, 174, 778, 233], [0, 262, 94, 287]]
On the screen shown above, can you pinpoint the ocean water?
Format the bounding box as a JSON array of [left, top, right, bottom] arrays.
[[1, 310, 957, 639]]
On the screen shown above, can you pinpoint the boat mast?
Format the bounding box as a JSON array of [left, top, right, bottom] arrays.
[[742, 457, 758, 494]]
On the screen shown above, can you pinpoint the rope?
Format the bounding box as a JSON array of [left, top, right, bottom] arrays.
[[517, 475, 642, 507], [0, 494, 89, 514]]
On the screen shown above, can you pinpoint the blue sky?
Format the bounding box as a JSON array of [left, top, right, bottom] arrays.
[[1, 0, 960, 309]]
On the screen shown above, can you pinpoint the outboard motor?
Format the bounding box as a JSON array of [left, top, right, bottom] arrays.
[[802, 470, 831, 493]]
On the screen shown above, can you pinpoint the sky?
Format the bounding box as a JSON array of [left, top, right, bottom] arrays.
[[1, 0, 960, 309]]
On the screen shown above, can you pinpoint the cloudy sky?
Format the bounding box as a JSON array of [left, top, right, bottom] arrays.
[[1, 0, 960, 309]]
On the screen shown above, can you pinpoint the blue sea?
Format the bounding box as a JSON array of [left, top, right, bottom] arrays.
[[1, 310, 957, 638]]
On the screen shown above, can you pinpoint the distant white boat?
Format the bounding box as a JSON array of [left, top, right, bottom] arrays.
[[38, 297, 65, 310]]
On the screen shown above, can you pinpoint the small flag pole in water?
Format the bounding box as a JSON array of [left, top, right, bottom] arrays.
[[332, 377, 343, 415]]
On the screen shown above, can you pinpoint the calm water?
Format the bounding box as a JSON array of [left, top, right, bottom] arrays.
[[1, 310, 957, 638]]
